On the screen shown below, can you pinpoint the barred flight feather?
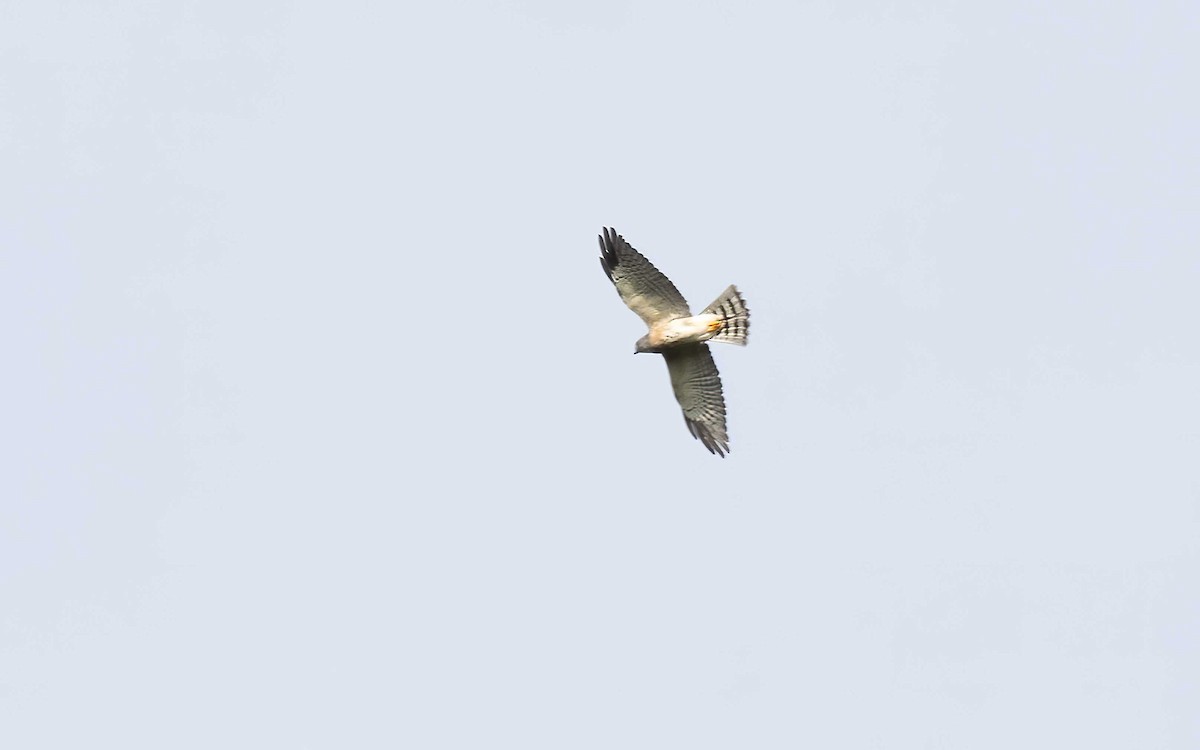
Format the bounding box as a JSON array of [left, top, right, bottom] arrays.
[[701, 285, 750, 346]]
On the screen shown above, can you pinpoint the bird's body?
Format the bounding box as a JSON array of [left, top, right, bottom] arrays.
[[598, 227, 750, 456], [638, 314, 724, 353]]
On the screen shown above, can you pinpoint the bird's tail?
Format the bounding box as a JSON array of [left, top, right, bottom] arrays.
[[701, 285, 750, 346]]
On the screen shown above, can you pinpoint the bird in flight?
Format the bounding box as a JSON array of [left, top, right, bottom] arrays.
[[599, 227, 749, 456]]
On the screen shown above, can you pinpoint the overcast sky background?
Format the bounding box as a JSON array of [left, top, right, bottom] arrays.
[[3, 1, 1198, 747]]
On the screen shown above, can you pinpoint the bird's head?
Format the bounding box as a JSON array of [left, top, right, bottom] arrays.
[[634, 335, 653, 354]]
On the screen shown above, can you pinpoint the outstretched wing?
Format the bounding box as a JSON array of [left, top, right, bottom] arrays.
[[599, 227, 691, 325], [663, 344, 730, 456]]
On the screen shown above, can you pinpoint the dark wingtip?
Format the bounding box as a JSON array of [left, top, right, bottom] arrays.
[[598, 226, 620, 281], [685, 416, 729, 457]]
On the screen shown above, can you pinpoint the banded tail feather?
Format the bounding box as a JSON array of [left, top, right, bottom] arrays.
[[701, 285, 750, 346]]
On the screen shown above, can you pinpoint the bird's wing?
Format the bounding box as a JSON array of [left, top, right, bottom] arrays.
[[599, 227, 691, 325], [663, 344, 729, 456]]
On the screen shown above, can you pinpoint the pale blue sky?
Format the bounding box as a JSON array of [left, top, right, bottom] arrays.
[[3, 1, 1198, 747]]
